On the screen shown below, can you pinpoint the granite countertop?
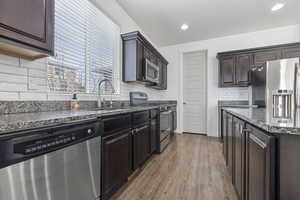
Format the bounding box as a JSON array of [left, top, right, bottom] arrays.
[[223, 107, 300, 134], [0, 104, 176, 134]]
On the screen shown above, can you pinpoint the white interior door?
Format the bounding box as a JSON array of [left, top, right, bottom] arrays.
[[183, 50, 207, 134]]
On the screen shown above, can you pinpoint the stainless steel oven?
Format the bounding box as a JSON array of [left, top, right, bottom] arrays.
[[145, 59, 160, 84], [159, 108, 172, 152], [0, 119, 103, 200]]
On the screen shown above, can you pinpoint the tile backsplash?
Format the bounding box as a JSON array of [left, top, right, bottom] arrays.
[[0, 54, 168, 101], [218, 87, 249, 101]]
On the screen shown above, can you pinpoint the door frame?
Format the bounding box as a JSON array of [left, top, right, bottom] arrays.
[[179, 49, 208, 134]]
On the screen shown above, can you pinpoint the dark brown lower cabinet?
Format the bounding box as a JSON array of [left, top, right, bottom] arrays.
[[150, 119, 158, 154], [101, 129, 132, 200], [227, 114, 234, 181], [245, 124, 275, 200], [222, 111, 228, 164], [133, 123, 151, 170], [233, 117, 246, 200], [222, 111, 276, 200]]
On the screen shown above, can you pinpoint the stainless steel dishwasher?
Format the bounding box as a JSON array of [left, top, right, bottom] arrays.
[[0, 119, 103, 200]]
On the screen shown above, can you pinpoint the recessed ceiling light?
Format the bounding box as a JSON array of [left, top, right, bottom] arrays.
[[181, 24, 189, 31], [271, 3, 285, 11]]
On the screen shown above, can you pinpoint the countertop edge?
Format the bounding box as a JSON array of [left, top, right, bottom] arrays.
[[221, 107, 300, 135]]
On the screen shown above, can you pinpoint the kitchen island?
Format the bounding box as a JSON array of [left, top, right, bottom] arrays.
[[221, 107, 300, 200]]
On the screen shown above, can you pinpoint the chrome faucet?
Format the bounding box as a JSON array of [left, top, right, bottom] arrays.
[[97, 79, 115, 108]]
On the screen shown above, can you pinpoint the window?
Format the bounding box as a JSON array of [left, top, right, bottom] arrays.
[[48, 0, 120, 94]]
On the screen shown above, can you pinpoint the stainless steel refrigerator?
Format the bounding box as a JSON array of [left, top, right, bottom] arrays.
[[252, 57, 300, 120]]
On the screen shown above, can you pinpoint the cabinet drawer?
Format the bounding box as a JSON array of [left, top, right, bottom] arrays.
[[103, 114, 132, 135], [133, 111, 150, 126]]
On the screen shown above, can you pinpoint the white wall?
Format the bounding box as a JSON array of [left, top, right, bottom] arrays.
[[0, 0, 171, 101], [159, 24, 300, 137]]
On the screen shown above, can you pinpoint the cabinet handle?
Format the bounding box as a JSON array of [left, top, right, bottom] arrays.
[[243, 128, 251, 133], [135, 125, 149, 132], [131, 129, 136, 135], [249, 134, 267, 149], [239, 125, 244, 134]]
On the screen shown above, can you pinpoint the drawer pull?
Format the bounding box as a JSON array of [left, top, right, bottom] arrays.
[[135, 125, 149, 132], [243, 128, 251, 133], [249, 134, 267, 149]]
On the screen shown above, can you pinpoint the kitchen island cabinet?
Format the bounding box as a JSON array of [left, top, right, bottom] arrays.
[[233, 117, 246, 200], [245, 123, 275, 200], [221, 107, 300, 200]]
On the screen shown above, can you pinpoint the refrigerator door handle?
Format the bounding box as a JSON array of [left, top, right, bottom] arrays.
[[294, 63, 300, 108]]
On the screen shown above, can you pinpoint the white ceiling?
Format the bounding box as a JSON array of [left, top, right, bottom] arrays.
[[116, 0, 300, 47]]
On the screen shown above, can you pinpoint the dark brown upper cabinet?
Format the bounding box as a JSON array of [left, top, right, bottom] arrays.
[[218, 42, 300, 88], [219, 55, 235, 87], [121, 31, 168, 90], [253, 49, 281, 67], [235, 54, 252, 86], [281, 45, 300, 59], [0, 0, 54, 60]]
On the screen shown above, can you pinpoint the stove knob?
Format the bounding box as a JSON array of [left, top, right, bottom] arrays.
[[87, 129, 92, 134]]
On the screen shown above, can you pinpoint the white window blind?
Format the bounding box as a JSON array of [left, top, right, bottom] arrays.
[[48, 0, 120, 94]]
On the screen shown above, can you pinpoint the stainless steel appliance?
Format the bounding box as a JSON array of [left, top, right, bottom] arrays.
[[170, 105, 177, 136], [144, 59, 160, 84], [130, 91, 148, 106], [252, 57, 300, 121], [0, 119, 103, 200], [159, 106, 172, 152]]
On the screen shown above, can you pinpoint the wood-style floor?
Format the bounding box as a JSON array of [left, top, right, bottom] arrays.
[[113, 134, 237, 200]]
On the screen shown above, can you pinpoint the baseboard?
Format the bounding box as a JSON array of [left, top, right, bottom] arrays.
[[183, 132, 207, 136]]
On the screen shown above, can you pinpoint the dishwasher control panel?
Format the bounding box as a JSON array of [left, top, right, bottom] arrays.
[[14, 126, 96, 155]]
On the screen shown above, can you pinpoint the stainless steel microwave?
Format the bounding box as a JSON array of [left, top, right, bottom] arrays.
[[144, 59, 160, 84]]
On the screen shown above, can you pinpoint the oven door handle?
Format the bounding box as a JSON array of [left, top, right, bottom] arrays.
[[161, 110, 172, 115]]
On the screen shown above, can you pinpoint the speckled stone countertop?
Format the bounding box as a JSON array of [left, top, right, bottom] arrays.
[[223, 107, 300, 134], [0, 104, 176, 134]]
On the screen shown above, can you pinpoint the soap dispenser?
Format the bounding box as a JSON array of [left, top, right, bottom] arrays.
[[70, 93, 79, 110]]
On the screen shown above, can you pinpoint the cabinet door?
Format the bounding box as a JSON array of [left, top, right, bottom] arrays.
[[253, 49, 281, 67], [227, 114, 234, 181], [161, 63, 168, 90], [144, 47, 151, 61], [245, 124, 275, 200], [136, 40, 144, 81], [222, 111, 228, 164], [220, 56, 235, 87], [133, 124, 150, 170], [236, 54, 252, 86], [0, 0, 54, 52], [282, 45, 300, 59], [233, 118, 246, 200], [102, 129, 132, 200], [150, 119, 158, 154]]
